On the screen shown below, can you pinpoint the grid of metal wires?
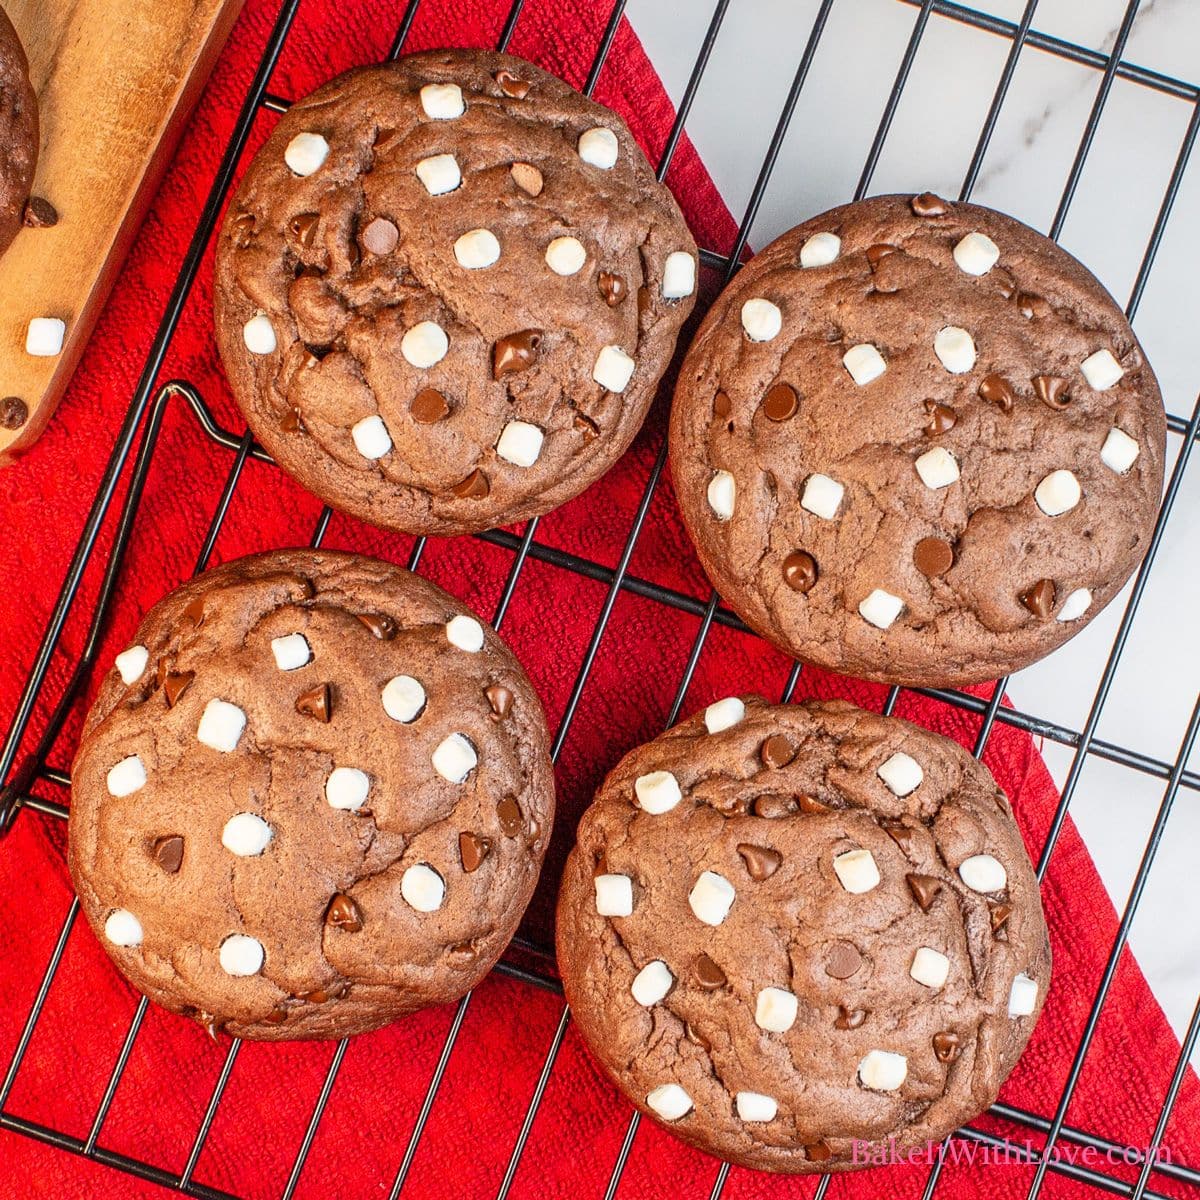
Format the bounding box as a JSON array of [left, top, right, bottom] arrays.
[[1, 0, 1199, 1196]]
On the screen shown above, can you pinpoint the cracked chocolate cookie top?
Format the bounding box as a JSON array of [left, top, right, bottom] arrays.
[[214, 50, 697, 537], [69, 550, 554, 1040], [0, 7, 37, 258], [669, 194, 1165, 686], [557, 698, 1049, 1172]]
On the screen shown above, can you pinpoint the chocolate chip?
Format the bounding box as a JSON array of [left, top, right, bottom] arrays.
[[356, 612, 397, 640], [289, 212, 319, 248], [510, 162, 544, 196], [295, 682, 331, 722], [573, 413, 600, 439], [280, 407, 305, 433], [979, 373, 1016, 413], [906, 873, 942, 912], [264, 1006, 288, 1025], [866, 243, 898, 270], [835, 1005, 867, 1030], [825, 942, 863, 979], [326, 893, 362, 932], [752, 794, 796, 819], [988, 900, 1013, 934], [374, 127, 400, 152], [882, 820, 918, 857], [932, 1031, 961, 1063], [360, 216, 399, 256], [913, 537, 953, 577], [153, 835, 184, 874], [1033, 374, 1070, 409], [200, 1011, 224, 1041], [911, 192, 948, 217], [598, 271, 626, 307], [804, 1141, 833, 1163], [1015, 291, 1047, 319], [923, 400, 957, 436], [736, 843, 782, 880], [760, 734, 795, 770], [163, 670, 195, 709], [783, 551, 818, 593], [693, 953, 726, 989], [485, 684, 513, 720], [762, 382, 798, 422], [23, 196, 58, 227], [1020, 579, 1056, 619], [797, 794, 831, 814], [712, 390, 732, 419], [410, 387, 449, 423], [298, 984, 347, 1005], [495, 69, 530, 98], [0, 396, 27, 430], [452, 469, 490, 498], [993, 267, 1017, 300], [459, 831, 492, 873], [497, 795, 523, 837], [493, 329, 542, 378], [182, 596, 206, 626]]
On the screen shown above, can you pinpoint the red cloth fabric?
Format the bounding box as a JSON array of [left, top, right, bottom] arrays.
[[0, 2, 1195, 1197]]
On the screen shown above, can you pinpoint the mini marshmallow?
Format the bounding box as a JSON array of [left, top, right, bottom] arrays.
[[1101, 427, 1139, 474], [878, 752, 923, 797], [106, 755, 146, 798], [959, 853, 1007, 892], [401, 863, 445, 911], [382, 675, 426, 723], [631, 960, 674, 1006], [634, 770, 682, 814], [688, 870, 735, 926], [1081, 348, 1124, 391], [432, 732, 477, 783], [454, 228, 500, 269], [843, 343, 886, 386], [219, 934, 264, 976], [911, 947, 950, 989], [222, 812, 273, 857], [953, 231, 1000, 276], [662, 251, 696, 299], [858, 1050, 908, 1091], [914, 447, 960, 490], [707, 470, 736, 521], [326, 766, 369, 811], [1034, 469, 1081, 516], [801, 473, 845, 520], [592, 344, 636, 393], [578, 126, 619, 168], [833, 848, 881, 894], [1056, 588, 1092, 622], [420, 82, 465, 119], [799, 231, 841, 268], [105, 909, 143, 947], [704, 696, 745, 734], [400, 321, 449, 368], [415, 153, 461, 195], [284, 132, 329, 177], [859, 588, 904, 630], [545, 236, 586, 276], [352, 416, 392, 460], [934, 326, 977, 374], [1009, 972, 1039, 1017], [741, 298, 782, 342], [270, 633, 311, 671], [496, 420, 544, 467], [25, 317, 66, 356], [755, 986, 798, 1033], [197, 699, 246, 753], [646, 1084, 692, 1121], [115, 645, 149, 685], [446, 614, 485, 652], [735, 1092, 778, 1122], [242, 313, 276, 355], [594, 873, 633, 917]]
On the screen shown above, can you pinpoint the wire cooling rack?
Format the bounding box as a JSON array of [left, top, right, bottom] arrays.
[[1, 0, 1199, 1196]]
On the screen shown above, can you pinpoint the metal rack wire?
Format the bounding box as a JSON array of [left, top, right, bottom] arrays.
[[1, 0, 1198, 1196]]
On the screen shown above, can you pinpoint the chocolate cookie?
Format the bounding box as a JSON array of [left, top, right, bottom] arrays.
[[0, 7, 37, 258], [557, 697, 1049, 1172], [69, 550, 554, 1040], [669, 194, 1166, 685], [214, 50, 697, 536]]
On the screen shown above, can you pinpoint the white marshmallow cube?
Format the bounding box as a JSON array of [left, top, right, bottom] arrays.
[[592, 345, 636, 393], [1008, 972, 1038, 1017], [25, 317, 66, 356], [415, 153, 461, 195], [270, 633, 311, 671], [953, 231, 1000, 276], [959, 853, 1007, 892], [382, 675, 426, 723], [833, 848, 880, 894], [326, 766, 369, 811], [578, 126, 618, 168], [800, 231, 840, 268], [755, 986, 798, 1033], [420, 83, 465, 120], [634, 770, 682, 814], [704, 697, 745, 734], [432, 732, 477, 783], [594, 873, 634, 917], [496, 420, 544, 467], [454, 228, 500, 269], [1057, 588, 1092, 622], [401, 863, 446, 911], [222, 812, 273, 857], [707, 470, 735, 521], [910, 947, 950, 989], [878, 751, 923, 797], [631, 960, 674, 1006], [662, 251, 696, 299], [858, 1050, 908, 1091], [105, 909, 143, 947], [401, 321, 449, 368], [689, 870, 735, 926], [915, 447, 960, 490], [1034, 469, 1081, 516], [242, 313, 276, 355], [736, 1092, 778, 1122], [740, 298, 782, 342], [646, 1084, 692, 1121], [197, 699, 246, 753], [352, 415, 392, 460], [106, 755, 146, 798], [219, 934, 264, 977], [843, 343, 886, 386], [545, 236, 586, 276], [1101, 427, 1139, 474], [1081, 349, 1124, 391], [859, 588, 904, 630], [445, 614, 484, 652], [284, 132, 329, 177], [934, 326, 977, 374], [115, 645, 149, 685], [801, 473, 845, 520]]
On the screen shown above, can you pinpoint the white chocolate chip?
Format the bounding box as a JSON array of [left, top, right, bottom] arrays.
[[704, 697, 745, 734], [1056, 587, 1092, 622], [842, 343, 887, 386], [25, 316, 66, 356], [577, 126, 618, 168], [799, 231, 841, 268], [859, 588, 904, 630], [400, 321, 449, 368], [634, 770, 682, 814], [106, 755, 146, 797], [858, 1050, 907, 1091], [242, 313, 276, 355], [496, 420, 544, 467], [754, 986, 798, 1033], [833, 848, 880, 894], [432, 732, 477, 783], [325, 766, 369, 811], [420, 82, 465, 120], [115, 645, 149, 685], [934, 326, 976, 374], [953, 231, 1000, 276], [594, 873, 633, 917], [688, 870, 735, 926], [401, 863, 445, 911], [631, 960, 674, 1007], [914, 447, 960, 490], [740, 298, 782, 342], [104, 909, 143, 947], [646, 1084, 692, 1121], [1081, 348, 1124, 391], [454, 228, 500, 269], [662, 251, 696, 298], [221, 812, 273, 857], [878, 752, 923, 797], [801, 473, 845, 520], [707, 470, 736, 521], [592, 344, 635, 393], [382, 675, 426, 723], [1008, 972, 1039, 1017], [545, 236, 586, 276], [270, 633, 311, 671], [735, 1092, 778, 1122], [351, 415, 392, 460], [1034, 469, 1081, 517], [415, 153, 462, 195], [219, 933, 264, 977], [910, 947, 950, 989], [446, 614, 485, 652], [197, 699, 246, 753], [958, 853, 1007, 892], [284, 131, 329, 177], [1101, 427, 1139, 474]]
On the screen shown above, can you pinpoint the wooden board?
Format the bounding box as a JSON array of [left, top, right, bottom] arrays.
[[0, 0, 245, 463]]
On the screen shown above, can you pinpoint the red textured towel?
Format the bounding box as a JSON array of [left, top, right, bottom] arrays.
[[0, 2, 1195, 1198]]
